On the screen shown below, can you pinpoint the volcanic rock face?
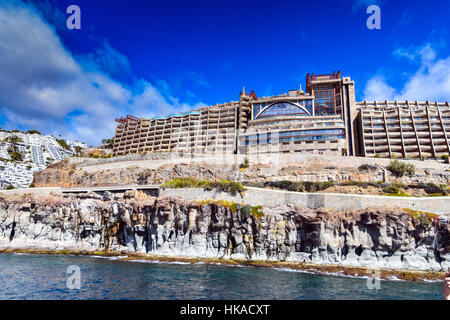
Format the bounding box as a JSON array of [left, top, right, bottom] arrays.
[[31, 157, 450, 189], [0, 193, 449, 271]]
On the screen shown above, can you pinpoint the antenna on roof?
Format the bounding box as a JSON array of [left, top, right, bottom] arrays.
[[242, 86, 246, 95]]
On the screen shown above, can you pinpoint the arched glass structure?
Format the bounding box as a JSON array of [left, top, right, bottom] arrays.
[[254, 100, 313, 120]]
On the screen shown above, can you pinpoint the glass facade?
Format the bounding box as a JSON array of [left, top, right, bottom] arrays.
[[253, 100, 313, 120], [313, 84, 341, 115], [242, 128, 345, 145]]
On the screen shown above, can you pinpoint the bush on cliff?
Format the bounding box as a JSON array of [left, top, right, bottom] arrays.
[[417, 182, 448, 196], [358, 163, 378, 172], [387, 160, 415, 177], [239, 204, 264, 220], [265, 180, 333, 192], [162, 177, 197, 188], [162, 178, 246, 197], [239, 157, 249, 169], [217, 180, 246, 196], [382, 185, 400, 194], [403, 208, 438, 226]]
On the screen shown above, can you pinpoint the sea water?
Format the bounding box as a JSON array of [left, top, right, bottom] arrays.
[[0, 253, 443, 300]]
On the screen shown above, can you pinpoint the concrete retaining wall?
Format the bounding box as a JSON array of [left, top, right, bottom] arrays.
[[0, 187, 61, 197], [160, 187, 450, 215], [3, 185, 448, 215]]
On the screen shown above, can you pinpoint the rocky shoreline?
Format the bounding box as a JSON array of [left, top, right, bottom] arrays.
[[0, 191, 449, 281]]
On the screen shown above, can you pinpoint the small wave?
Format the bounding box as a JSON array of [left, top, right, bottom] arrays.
[[272, 267, 313, 274], [167, 261, 191, 265], [127, 259, 162, 264], [127, 259, 191, 265], [386, 276, 406, 282], [422, 278, 441, 283], [88, 255, 128, 260]]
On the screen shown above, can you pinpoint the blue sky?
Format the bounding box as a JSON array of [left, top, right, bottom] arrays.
[[0, 0, 449, 145]]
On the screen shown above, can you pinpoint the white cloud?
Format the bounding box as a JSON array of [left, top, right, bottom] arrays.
[[0, 2, 205, 145], [393, 43, 437, 65], [363, 76, 396, 101], [363, 43, 450, 102]]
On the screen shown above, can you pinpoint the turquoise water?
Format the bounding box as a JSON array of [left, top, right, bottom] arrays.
[[0, 253, 443, 300]]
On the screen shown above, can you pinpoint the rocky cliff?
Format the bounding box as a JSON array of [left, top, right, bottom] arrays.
[[0, 192, 449, 272], [32, 156, 450, 189]]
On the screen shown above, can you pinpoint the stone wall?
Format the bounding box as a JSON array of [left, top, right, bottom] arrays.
[[160, 187, 450, 215]]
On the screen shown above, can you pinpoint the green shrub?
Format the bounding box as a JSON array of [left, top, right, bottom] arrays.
[[162, 177, 197, 188], [162, 178, 246, 196], [417, 182, 447, 196], [29, 183, 35, 188], [383, 185, 399, 194], [240, 205, 251, 219], [240, 205, 264, 220], [7, 149, 23, 161], [251, 205, 264, 219], [6, 185, 14, 190], [217, 180, 246, 196], [265, 180, 333, 192], [196, 180, 214, 189], [404, 208, 437, 226], [56, 139, 71, 151], [304, 181, 334, 192], [3, 135, 23, 144], [358, 163, 378, 172], [386, 160, 415, 177], [239, 157, 249, 169], [442, 154, 449, 163]]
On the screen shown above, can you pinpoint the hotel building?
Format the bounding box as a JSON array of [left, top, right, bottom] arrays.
[[112, 72, 450, 159]]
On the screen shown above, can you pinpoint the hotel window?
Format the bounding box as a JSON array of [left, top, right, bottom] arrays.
[[313, 84, 341, 115]]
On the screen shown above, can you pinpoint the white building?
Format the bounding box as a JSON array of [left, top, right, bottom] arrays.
[[0, 130, 87, 188]]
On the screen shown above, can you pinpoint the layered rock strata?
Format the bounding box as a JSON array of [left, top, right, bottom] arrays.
[[0, 192, 449, 271]]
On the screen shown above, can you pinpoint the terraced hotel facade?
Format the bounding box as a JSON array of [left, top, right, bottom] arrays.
[[357, 101, 450, 159], [112, 72, 450, 159]]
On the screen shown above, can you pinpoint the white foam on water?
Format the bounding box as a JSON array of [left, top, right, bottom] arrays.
[[127, 259, 163, 264], [126, 259, 191, 265], [272, 267, 313, 274], [422, 278, 441, 283], [88, 255, 129, 260]]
